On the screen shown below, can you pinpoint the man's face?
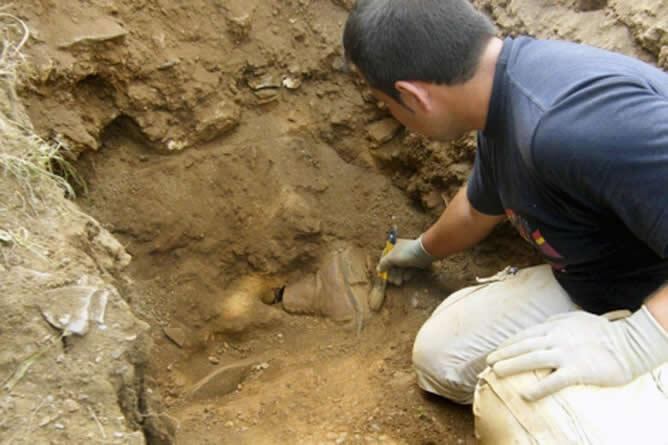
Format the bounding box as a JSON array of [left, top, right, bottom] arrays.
[[370, 87, 467, 142]]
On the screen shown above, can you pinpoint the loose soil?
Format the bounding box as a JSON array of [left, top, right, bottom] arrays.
[[3, 0, 666, 443]]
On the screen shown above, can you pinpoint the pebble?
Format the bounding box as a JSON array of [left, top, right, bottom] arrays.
[[253, 362, 270, 371], [282, 76, 302, 90], [54, 423, 65, 430], [63, 398, 80, 413], [208, 356, 220, 365], [114, 432, 125, 438], [163, 326, 187, 348]]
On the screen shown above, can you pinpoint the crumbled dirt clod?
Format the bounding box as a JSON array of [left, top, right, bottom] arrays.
[[366, 118, 402, 145]]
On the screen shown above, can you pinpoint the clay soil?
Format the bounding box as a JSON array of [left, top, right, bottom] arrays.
[[5, 0, 666, 443], [75, 101, 490, 445]]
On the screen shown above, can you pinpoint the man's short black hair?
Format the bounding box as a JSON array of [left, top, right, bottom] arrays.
[[343, 0, 497, 101]]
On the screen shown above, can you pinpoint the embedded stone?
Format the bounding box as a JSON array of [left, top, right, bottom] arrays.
[[366, 119, 401, 145]]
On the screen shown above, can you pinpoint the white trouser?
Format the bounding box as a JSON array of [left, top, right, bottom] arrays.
[[412, 264, 668, 444], [413, 265, 577, 404]]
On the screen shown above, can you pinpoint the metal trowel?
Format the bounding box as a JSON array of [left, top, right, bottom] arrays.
[[368, 227, 397, 311]]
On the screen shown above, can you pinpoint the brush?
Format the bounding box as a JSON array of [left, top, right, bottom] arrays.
[[368, 227, 397, 312]]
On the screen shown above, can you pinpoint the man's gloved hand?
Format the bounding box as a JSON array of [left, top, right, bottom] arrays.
[[486, 306, 668, 401], [377, 235, 434, 273]]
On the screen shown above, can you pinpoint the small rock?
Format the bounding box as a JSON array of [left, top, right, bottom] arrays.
[[282, 76, 302, 90], [253, 362, 270, 371], [331, 57, 345, 72], [192, 101, 241, 145], [39, 415, 55, 427], [247, 74, 281, 90], [188, 357, 259, 400], [366, 118, 401, 145], [167, 140, 186, 151], [163, 325, 187, 348], [226, 13, 252, 40], [422, 189, 443, 209], [63, 399, 79, 413], [208, 356, 220, 365], [254, 89, 279, 104], [58, 17, 127, 48], [114, 432, 125, 439], [54, 423, 65, 430]]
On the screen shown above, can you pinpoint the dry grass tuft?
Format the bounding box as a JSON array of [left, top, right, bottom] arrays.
[[0, 13, 85, 207]]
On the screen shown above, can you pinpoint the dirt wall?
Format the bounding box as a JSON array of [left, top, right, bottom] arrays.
[[0, 32, 158, 444]]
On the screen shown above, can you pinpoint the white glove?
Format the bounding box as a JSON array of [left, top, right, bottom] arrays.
[[486, 306, 668, 401], [377, 235, 434, 272]]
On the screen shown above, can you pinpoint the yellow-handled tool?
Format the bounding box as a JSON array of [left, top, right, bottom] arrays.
[[369, 228, 397, 311]]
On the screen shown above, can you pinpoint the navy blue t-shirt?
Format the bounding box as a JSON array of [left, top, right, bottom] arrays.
[[468, 37, 668, 314]]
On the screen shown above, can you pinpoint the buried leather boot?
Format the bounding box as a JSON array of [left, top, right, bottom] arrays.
[[282, 246, 371, 324]]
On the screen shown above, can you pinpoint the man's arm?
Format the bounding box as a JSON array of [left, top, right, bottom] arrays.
[[421, 185, 506, 258], [378, 185, 505, 272]]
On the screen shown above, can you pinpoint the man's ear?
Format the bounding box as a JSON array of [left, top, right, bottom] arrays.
[[395, 81, 432, 113]]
